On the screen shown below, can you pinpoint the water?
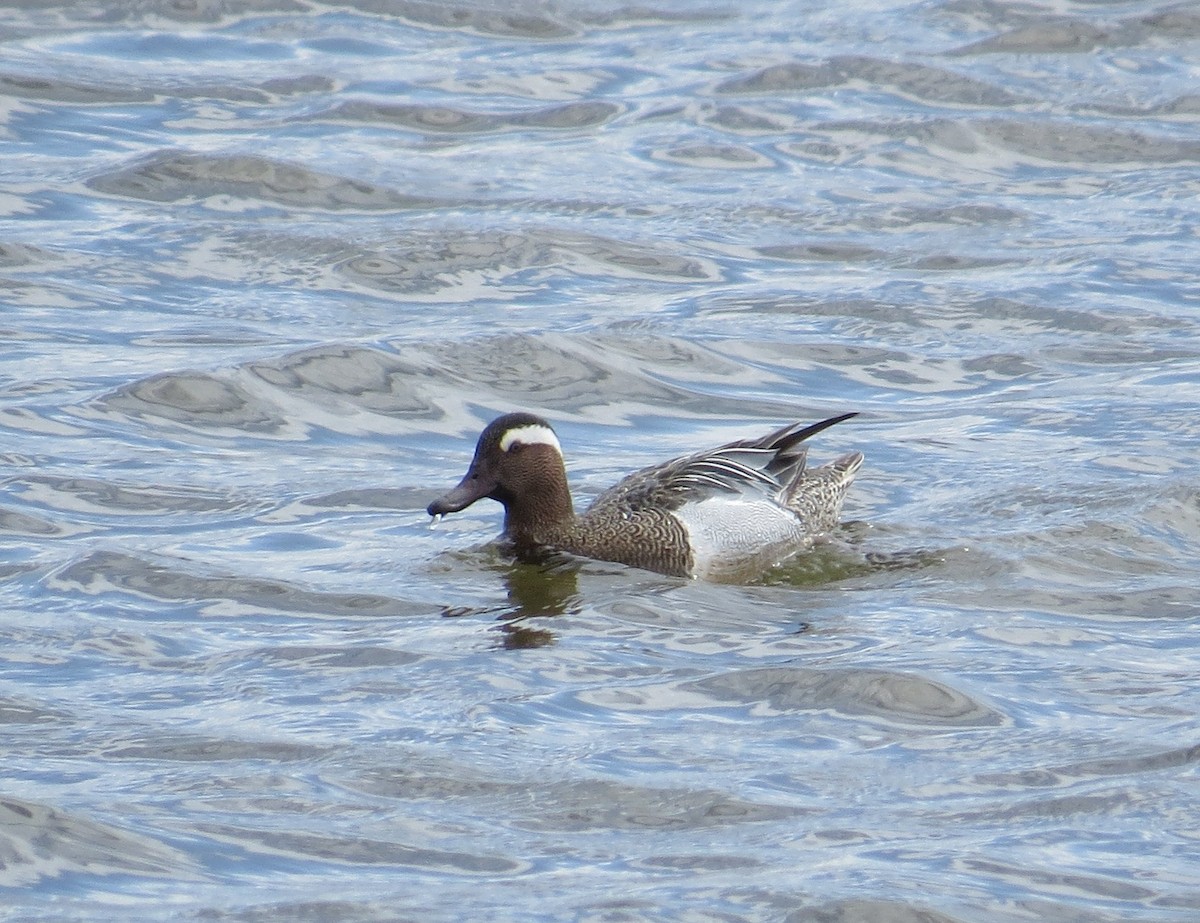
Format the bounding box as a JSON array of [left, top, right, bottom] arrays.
[[2, 0, 1198, 920]]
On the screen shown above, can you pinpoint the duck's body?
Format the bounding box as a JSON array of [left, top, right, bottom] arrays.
[[428, 412, 863, 580]]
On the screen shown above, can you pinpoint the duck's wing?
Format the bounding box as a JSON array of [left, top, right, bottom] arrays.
[[586, 413, 858, 515]]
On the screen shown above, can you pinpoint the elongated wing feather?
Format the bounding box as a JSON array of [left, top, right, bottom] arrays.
[[587, 413, 857, 515]]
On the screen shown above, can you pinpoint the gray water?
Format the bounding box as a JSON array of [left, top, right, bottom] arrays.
[[2, 1, 1199, 920]]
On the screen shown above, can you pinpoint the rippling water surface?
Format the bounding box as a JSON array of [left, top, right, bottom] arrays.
[[2, 1, 1199, 920]]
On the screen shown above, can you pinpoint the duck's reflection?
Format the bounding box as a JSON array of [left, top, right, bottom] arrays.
[[497, 621, 556, 650], [494, 549, 582, 649]]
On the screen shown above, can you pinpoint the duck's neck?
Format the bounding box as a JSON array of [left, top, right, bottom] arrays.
[[502, 481, 575, 545]]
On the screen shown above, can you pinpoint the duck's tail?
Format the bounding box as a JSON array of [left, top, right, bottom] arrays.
[[784, 451, 864, 533]]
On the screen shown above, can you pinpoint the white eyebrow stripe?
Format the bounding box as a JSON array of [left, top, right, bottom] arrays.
[[499, 424, 561, 453]]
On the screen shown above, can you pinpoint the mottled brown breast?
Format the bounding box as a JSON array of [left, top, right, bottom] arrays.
[[546, 507, 693, 578]]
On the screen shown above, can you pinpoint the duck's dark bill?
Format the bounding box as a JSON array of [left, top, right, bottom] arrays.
[[427, 473, 494, 517]]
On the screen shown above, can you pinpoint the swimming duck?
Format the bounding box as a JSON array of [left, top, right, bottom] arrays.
[[427, 412, 863, 580]]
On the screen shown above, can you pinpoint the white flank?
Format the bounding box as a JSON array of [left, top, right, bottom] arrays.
[[672, 497, 805, 580], [499, 423, 561, 454]]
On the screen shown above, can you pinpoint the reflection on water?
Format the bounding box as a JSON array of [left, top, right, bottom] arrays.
[[2, 0, 1199, 920]]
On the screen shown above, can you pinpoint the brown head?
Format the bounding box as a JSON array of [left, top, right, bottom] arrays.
[[427, 412, 575, 542]]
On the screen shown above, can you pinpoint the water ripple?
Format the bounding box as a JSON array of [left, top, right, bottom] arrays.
[[715, 55, 1029, 108], [88, 150, 449, 211], [0, 797, 197, 888], [581, 665, 1004, 728], [47, 549, 427, 619]]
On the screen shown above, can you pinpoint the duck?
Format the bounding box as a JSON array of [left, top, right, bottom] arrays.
[[427, 412, 863, 580]]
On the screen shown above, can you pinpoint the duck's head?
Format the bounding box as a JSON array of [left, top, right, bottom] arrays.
[[427, 413, 568, 524]]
